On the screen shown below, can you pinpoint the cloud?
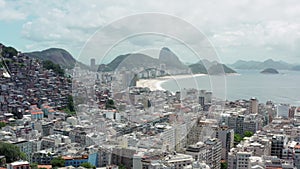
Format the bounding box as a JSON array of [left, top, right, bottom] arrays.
[[0, 0, 26, 21], [2, 0, 300, 63]]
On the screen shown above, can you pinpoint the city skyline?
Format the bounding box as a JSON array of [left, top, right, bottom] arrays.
[[2, 1, 300, 168]]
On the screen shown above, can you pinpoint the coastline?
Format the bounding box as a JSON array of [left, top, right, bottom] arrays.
[[136, 73, 241, 91], [136, 73, 207, 91]]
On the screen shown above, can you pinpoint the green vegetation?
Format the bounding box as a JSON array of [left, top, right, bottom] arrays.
[[207, 63, 237, 74], [80, 162, 95, 168], [234, 134, 243, 143], [244, 131, 254, 137], [221, 162, 228, 169], [30, 163, 38, 169], [62, 108, 76, 116], [260, 68, 279, 74], [99, 54, 129, 72], [119, 164, 126, 169], [105, 99, 116, 109], [67, 95, 75, 112], [42, 60, 65, 76], [0, 122, 6, 129], [51, 156, 65, 167], [234, 131, 254, 144], [61, 95, 76, 116], [188, 63, 208, 74], [2, 46, 18, 57], [24, 48, 85, 69], [0, 142, 26, 163]]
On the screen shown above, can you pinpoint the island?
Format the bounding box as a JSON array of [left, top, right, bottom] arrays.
[[260, 68, 279, 74]]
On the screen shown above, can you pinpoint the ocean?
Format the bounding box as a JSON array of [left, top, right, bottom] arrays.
[[161, 70, 300, 106]]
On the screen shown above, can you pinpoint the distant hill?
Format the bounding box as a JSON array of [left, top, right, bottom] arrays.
[[189, 60, 236, 75], [159, 47, 188, 70], [231, 60, 261, 69], [292, 65, 300, 71], [98, 48, 188, 72], [24, 48, 88, 69], [188, 63, 208, 74], [208, 63, 237, 74], [231, 59, 293, 70], [99, 53, 161, 72], [99, 47, 236, 75], [260, 68, 279, 74]]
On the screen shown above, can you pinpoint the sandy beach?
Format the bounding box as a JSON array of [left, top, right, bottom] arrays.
[[136, 74, 207, 91]]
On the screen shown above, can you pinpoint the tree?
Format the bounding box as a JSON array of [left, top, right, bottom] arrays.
[[80, 162, 95, 168], [61, 95, 76, 116], [221, 162, 228, 169], [234, 134, 243, 143], [0, 142, 26, 163], [67, 95, 75, 112], [244, 131, 254, 137], [51, 157, 65, 167], [119, 164, 126, 169], [0, 122, 6, 129], [105, 99, 116, 109], [42, 60, 65, 76], [2, 46, 18, 57], [30, 163, 38, 169]]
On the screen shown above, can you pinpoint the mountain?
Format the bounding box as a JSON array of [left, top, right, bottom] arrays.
[[158, 47, 188, 70], [24, 48, 88, 69], [231, 60, 261, 69], [99, 53, 161, 72], [99, 47, 188, 72], [231, 59, 293, 70], [188, 60, 236, 75], [208, 64, 237, 74], [260, 68, 279, 74], [199, 59, 218, 68], [292, 65, 300, 71], [188, 63, 208, 74], [99, 47, 236, 75]]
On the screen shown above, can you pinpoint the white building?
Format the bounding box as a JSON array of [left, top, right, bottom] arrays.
[[185, 138, 222, 169], [163, 153, 194, 169], [228, 151, 252, 169]]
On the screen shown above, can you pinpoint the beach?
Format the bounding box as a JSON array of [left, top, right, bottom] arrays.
[[136, 74, 207, 91]]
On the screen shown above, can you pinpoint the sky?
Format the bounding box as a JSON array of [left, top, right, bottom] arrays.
[[1, 0, 300, 64]]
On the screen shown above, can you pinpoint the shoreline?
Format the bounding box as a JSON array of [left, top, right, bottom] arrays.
[[136, 73, 241, 91], [136, 73, 207, 91]]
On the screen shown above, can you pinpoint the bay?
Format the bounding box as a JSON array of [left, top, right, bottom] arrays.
[[161, 70, 300, 106]]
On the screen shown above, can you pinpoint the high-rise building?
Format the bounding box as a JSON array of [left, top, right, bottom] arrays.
[[216, 126, 234, 160], [276, 104, 290, 118], [186, 138, 222, 169], [249, 97, 258, 114], [228, 151, 252, 169], [187, 121, 203, 146], [271, 134, 287, 159], [227, 115, 244, 135], [90, 58, 96, 70], [199, 96, 205, 107], [205, 91, 212, 104], [242, 114, 263, 134]]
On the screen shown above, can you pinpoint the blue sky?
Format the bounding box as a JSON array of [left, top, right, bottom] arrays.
[[1, 0, 300, 64]]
